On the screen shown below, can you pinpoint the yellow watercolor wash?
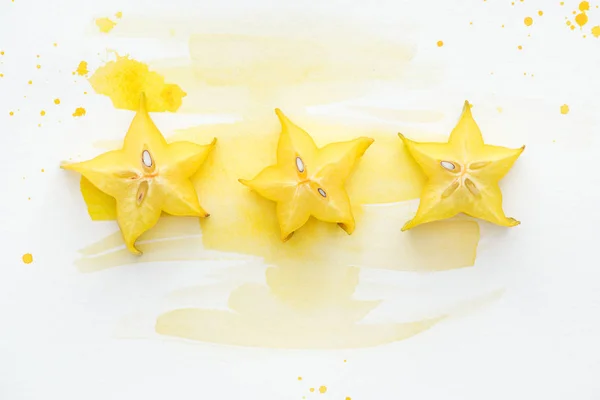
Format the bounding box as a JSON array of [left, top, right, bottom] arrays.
[[538, 10, 544, 16], [298, 377, 302, 381], [437, 40, 444, 47], [518, 45, 523, 50], [319, 386, 327, 394], [28, 80, 32, 85], [115, 11, 123, 19], [592, 26, 600, 37], [40, 110, 46, 116], [62, 95, 215, 255], [89, 55, 186, 112], [95, 17, 117, 33], [54, 99, 60, 105], [9, 111, 14, 116], [75, 61, 89, 76], [73, 107, 86, 117], [400, 101, 524, 231], [524, 17, 533, 26], [22, 253, 33, 264], [36, 64, 41, 69], [560, 104, 570, 114], [579, 1, 590, 11], [239, 109, 373, 241]]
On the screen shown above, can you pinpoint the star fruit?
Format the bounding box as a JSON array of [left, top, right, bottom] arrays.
[[399, 101, 524, 231], [239, 109, 374, 241], [62, 94, 216, 255]]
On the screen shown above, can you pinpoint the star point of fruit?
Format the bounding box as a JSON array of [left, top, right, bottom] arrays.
[[240, 109, 374, 241], [62, 93, 215, 255], [399, 100, 524, 231]]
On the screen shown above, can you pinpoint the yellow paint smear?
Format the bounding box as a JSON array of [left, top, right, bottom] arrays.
[[89, 55, 186, 112], [95, 17, 117, 33]]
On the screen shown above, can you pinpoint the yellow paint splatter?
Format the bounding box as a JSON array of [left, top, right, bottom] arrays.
[[0, 73, 3, 78], [310, 388, 315, 393], [524, 17, 533, 26], [346, 397, 352, 400], [73, 107, 86, 117], [115, 11, 123, 19], [75, 61, 89, 76], [9, 111, 14, 116], [575, 12, 588, 27], [571, 25, 576, 30], [40, 110, 46, 116], [88, 55, 187, 112], [28, 80, 32, 85], [22, 253, 33, 264], [36, 64, 41, 69], [54, 98, 60, 105], [297, 377, 302, 381], [437, 40, 444, 47], [518, 45, 523, 50], [592, 26, 600, 37], [95, 17, 117, 33], [538, 10, 544, 16], [560, 104, 570, 114], [579, 1, 590, 11], [53, 43, 58, 47], [319, 386, 327, 394], [0, 51, 4, 55], [560, 1, 565, 5], [41, 169, 45, 172]]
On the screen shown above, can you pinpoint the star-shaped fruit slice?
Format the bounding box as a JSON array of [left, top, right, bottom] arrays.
[[62, 94, 216, 255], [399, 101, 524, 231], [239, 109, 374, 241]]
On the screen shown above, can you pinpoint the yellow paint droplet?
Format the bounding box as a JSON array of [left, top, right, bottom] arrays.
[[41, 168, 45, 172], [28, 80, 32, 84], [53, 43, 58, 47], [89, 55, 187, 112], [570, 24, 576, 30], [560, 104, 570, 114], [54, 98, 60, 105], [40, 110, 46, 116], [310, 388, 315, 393], [319, 386, 327, 394], [9, 111, 14, 116], [560, 1, 564, 5], [115, 11, 123, 19], [346, 398, 352, 400], [0, 51, 4, 55], [502, 24, 505, 28], [0, 73, 3, 78], [75, 61, 89, 76], [95, 17, 117, 33], [437, 40, 444, 47], [524, 17, 533, 26], [298, 377, 302, 381], [36, 64, 41, 69], [592, 26, 600, 37], [579, 1, 590, 11], [518, 45, 523, 50], [575, 12, 588, 27], [72, 107, 86, 117], [22, 253, 33, 264], [538, 10, 544, 16], [497, 107, 503, 113]]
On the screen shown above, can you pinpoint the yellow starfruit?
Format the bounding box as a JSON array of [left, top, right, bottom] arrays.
[[62, 94, 215, 254], [400, 101, 524, 230], [239, 109, 374, 241]]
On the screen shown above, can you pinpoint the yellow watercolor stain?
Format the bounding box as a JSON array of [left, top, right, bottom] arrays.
[[115, 11, 123, 19], [9, 111, 14, 116], [538, 10, 544, 16], [592, 26, 600, 37], [89, 55, 186, 112], [437, 40, 444, 47], [0, 51, 4, 55], [560, 1, 565, 5], [319, 386, 327, 394], [524, 17, 533, 26], [298, 377, 302, 381], [579, 1, 590, 11], [41, 169, 45, 172], [518, 45, 523, 50], [40, 110, 46, 116], [75, 61, 89, 76], [570, 24, 576, 30], [95, 17, 117, 33], [22, 253, 33, 264], [54, 98, 60, 105], [28, 80, 32, 85], [310, 388, 315, 393], [575, 12, 588, 27], [36, 64, 41, 69], [53, 43, 58, 47], [560, 104, 570, 114], [346, 397, 352, 400], [72, 107, 86, 117]]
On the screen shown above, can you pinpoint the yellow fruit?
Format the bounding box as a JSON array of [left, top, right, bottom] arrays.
[[62, 94, 215, 254], [240, 109, 373, 241], [399, 101, 524, 230]]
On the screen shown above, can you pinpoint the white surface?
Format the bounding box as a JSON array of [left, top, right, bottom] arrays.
[[1, 0, 600, 399]]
